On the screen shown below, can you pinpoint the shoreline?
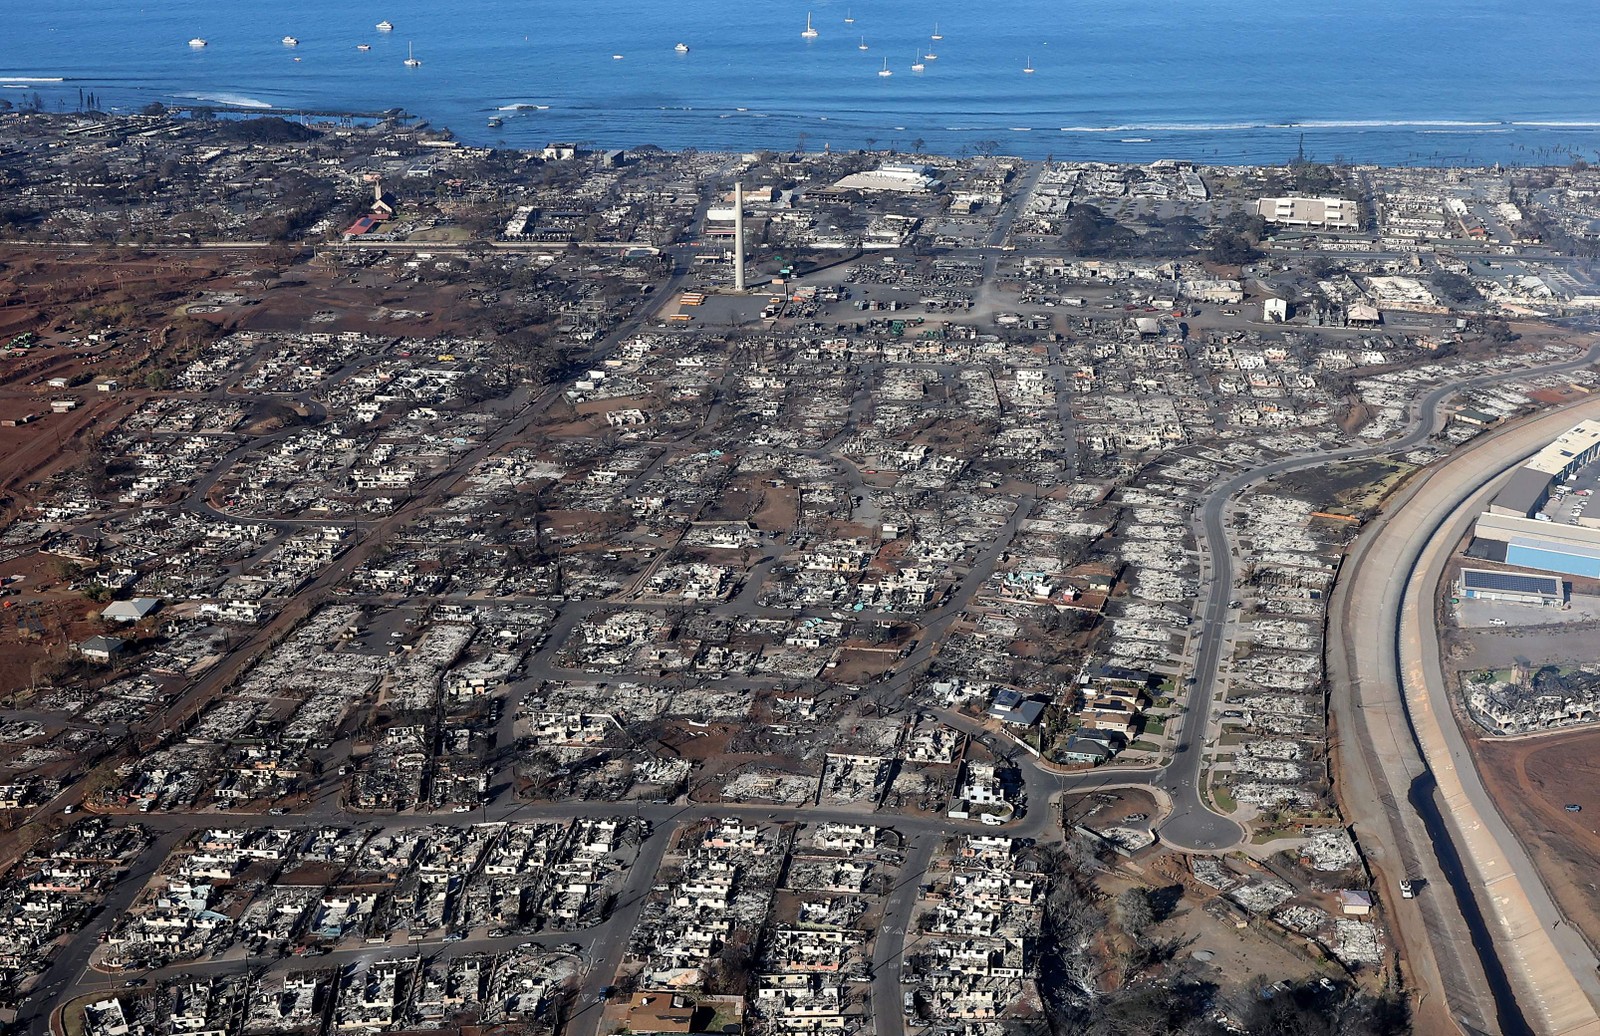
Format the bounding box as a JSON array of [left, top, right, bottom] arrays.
[[9, 104, 1600, 173]]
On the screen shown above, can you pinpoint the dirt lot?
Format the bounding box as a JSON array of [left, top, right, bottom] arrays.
[[1275, 457, 1419, 515], [1097, 849, 1361, 1015], [1061, 787, 1158, 832], [1474, 726, 1600, 952]]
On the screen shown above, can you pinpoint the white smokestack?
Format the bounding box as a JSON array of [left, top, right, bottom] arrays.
[[734, 181, 746, 292]]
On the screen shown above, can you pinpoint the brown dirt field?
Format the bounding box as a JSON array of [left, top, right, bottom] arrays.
[[1105, 847, 1361, 1006], [1061, 787, 1158, 831], [234, 272, 480, 337], [1528, 386, 1593, 407], [1474, 727, 1600, 953], [749, 484, 798, 533], [826, 648, 896, 685]]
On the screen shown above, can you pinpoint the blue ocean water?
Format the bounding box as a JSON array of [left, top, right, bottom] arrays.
[[5, 0, 1600, 166]]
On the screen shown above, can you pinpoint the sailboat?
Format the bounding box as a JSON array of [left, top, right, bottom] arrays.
[[844, 8, 854, 23], [403, 42, 421, 67], [911, 52, 924, 72], [801, 13, 818, 38], [931, 23, 943, 40], [858, 36, 868, 51], [878, 56, 892, 77], [1023, 56, 1035, 73]]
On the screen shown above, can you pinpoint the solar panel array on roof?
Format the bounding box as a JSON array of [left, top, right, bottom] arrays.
[[1460, 569, 1561, 595]]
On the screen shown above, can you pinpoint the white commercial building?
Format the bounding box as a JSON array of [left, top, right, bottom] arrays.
[[1256, 196, 1358, 230]]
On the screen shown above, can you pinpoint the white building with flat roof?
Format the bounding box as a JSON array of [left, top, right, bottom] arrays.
[[1256, 196, 1358, 230], [832, 163, 941, 194], [1524, 419, 1600, 479]]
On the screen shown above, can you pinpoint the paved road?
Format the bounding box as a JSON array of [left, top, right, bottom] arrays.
[[15, 186, 1600, 1036], [1397, 412, 1600, 1034], [1329, 386, 1600, 1036], [1154, 341, 1600, 852], [22, 830, 186, 1036]]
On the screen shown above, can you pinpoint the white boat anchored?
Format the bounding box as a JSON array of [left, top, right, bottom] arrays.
[[844, 8, 854, 23], [924, 52, 937, 60], [911, 51, 924, 72], [931, 23, 943, 40], [1023, 56, 1035, 73], [356, 43, 371, 51], [282, 35, 299, 46], [858, 36, 868, 50], [801, 13, 818, 38], [376, 20, 394, 31], [878, 57, 892, 77], [188, 38, 207, 47], [675, 42, 689, 53], [404, 42, 421, 67]]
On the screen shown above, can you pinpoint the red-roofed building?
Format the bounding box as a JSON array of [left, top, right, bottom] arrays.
[[343, 215, 383, 239]]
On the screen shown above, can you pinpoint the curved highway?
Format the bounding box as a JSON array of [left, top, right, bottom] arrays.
[[1149, 341, 1600, 851]]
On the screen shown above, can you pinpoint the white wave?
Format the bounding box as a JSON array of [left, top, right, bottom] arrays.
[[184, 92, 273, 109], [1512, 121, 1600, 128], [1285, 119, 1502, 129], [1059, 122, 1259, 133], [0, 76, 65, 82], [1009, 127, 1032, 132], [499, 103, 547, 111], [1056, 119, 1509, 134]]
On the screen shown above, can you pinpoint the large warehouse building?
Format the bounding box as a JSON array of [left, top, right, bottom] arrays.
[[1472, 420, 1600, 581], [1489, 418, 1600, 518], [1473, 512, 1600, 579]]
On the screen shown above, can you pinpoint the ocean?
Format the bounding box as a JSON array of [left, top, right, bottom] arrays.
[[5, 0, 1600, 166]]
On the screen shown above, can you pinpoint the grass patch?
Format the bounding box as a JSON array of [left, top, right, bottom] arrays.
[[1142, 717, 1167, 736], [1213, 786, 1237, 813], [1129, 740, 1162, 753], [61, 994, 109, 1036]]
